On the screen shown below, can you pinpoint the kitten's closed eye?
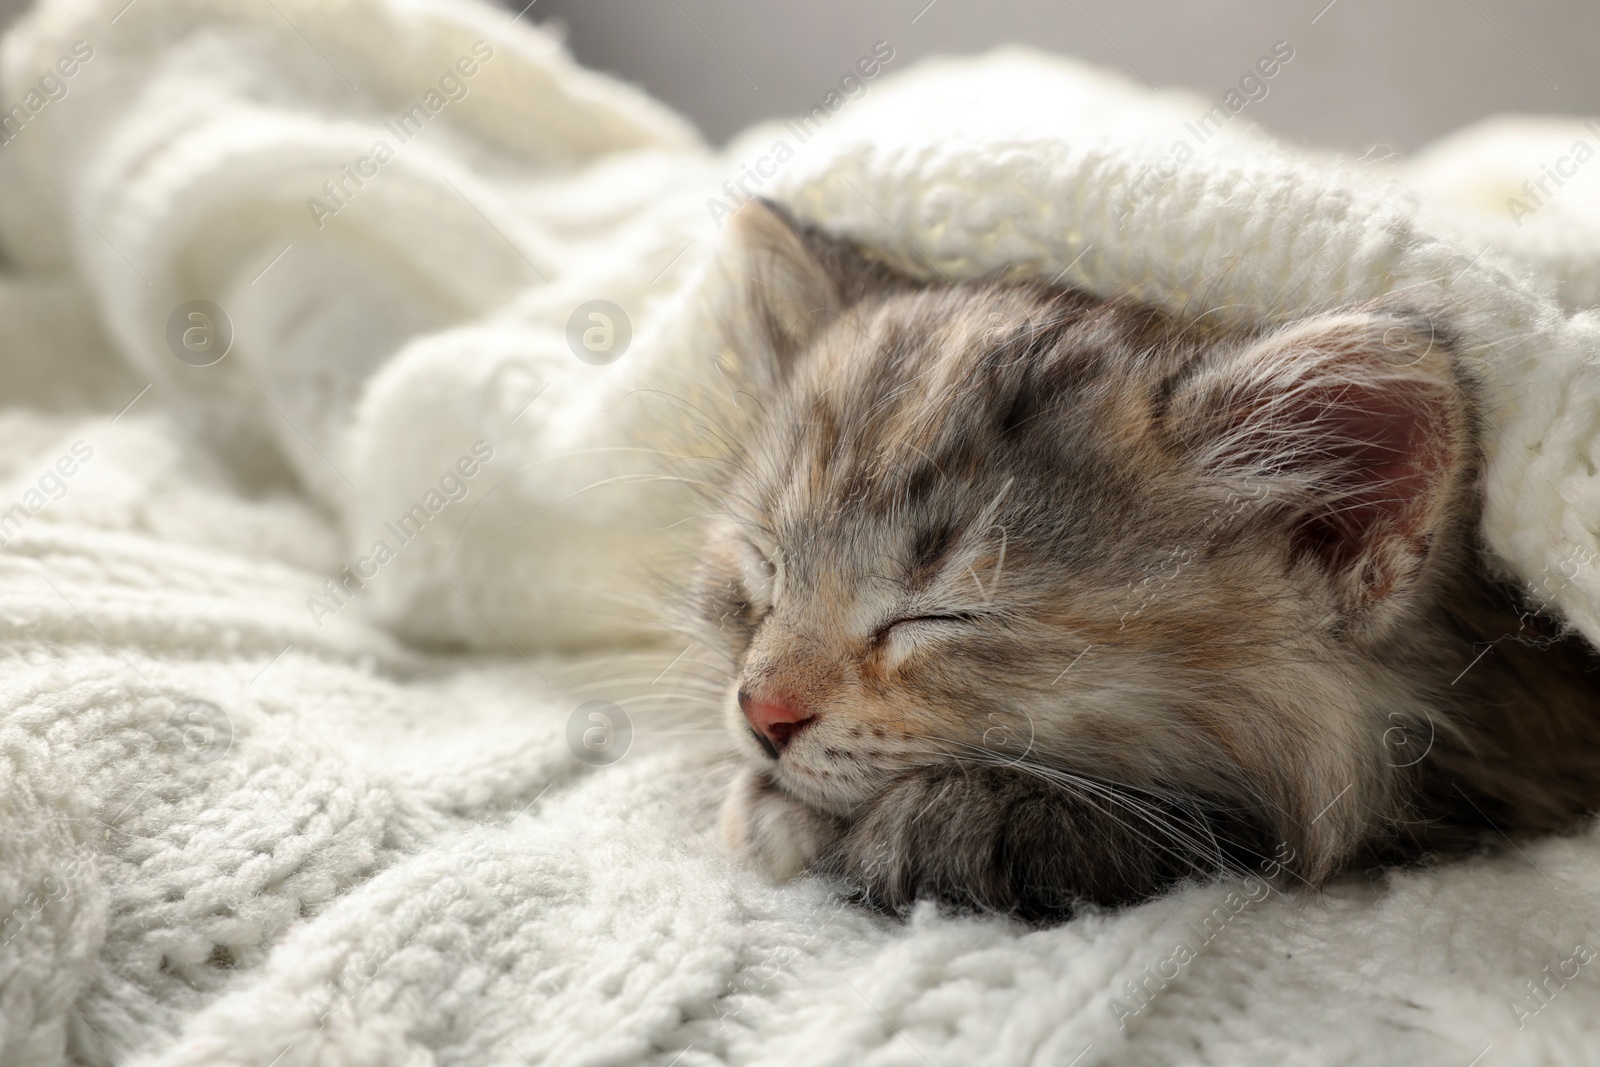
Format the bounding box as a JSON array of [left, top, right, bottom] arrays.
[[872, 613, 985, 666], [739, 544, 780, 606], [878, 613, 981, 634], [690, 198, 1600, 920]]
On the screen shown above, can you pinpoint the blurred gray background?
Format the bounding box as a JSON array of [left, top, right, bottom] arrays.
[[529, 0, 1599, 155], [0, 0, 1589, 155]]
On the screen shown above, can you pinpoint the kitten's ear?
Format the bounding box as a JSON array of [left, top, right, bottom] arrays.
[[1174, 310, 1469, 615], [715, 198, 895, 387]]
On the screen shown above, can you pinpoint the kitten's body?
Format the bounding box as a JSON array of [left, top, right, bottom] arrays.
[[691, 200, 1600, 920]]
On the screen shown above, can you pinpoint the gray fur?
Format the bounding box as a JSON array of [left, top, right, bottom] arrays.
[[686, 199, 1600, 921]]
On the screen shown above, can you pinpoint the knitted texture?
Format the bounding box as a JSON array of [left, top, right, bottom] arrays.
[[2, 0, 1600, 1064]]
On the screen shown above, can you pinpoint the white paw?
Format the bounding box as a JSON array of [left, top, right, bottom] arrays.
[[719, 767, 843, 882]]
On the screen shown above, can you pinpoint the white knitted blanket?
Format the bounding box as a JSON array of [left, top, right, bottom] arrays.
[[5, 0, 1600, 1064]]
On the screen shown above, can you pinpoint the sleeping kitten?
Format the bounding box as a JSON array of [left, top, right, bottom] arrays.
[[692, 199, 1600, 921]]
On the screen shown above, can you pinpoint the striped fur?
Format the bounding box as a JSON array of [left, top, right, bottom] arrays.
[[692, 200, 1600, 921]]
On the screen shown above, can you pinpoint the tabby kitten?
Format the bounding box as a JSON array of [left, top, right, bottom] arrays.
[[693, 199, 1600, 921]]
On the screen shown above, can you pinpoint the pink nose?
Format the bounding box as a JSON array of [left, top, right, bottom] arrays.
[[738, 689, 815, 757]]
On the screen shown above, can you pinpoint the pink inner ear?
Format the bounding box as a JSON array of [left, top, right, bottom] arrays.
[[1285, 373, 1458, 598]]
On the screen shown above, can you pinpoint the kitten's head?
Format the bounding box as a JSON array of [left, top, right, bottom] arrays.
[[693, 200, 1475, 911]]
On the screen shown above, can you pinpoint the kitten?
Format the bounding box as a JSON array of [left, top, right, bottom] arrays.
[[691, 199, 1600, 921]]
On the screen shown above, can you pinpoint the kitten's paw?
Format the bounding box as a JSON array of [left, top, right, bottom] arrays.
[[819, 764, 1264, 920], [720, 768, 844, 882]]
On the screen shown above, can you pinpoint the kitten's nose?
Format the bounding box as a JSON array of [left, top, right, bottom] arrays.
[[738, 689, 815, 757]]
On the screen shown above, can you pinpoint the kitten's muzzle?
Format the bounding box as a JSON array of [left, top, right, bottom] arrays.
[[739, 688, 815, 757]]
